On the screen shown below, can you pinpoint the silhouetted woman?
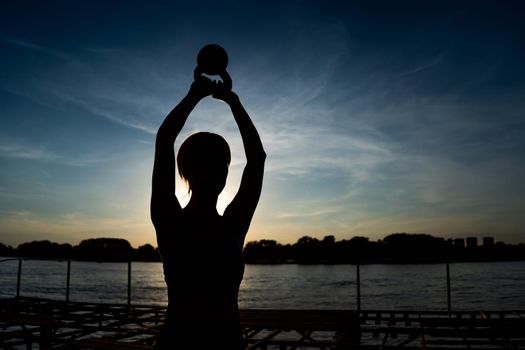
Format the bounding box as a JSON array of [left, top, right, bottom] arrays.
[[151, 68, 265, 350]]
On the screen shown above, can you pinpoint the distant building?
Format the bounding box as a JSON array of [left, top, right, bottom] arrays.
[[483, 237, 494, 247], [466, 237, 478, 249], [454, 238, 465, 248]]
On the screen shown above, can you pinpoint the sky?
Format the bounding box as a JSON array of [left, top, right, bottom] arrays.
[[0, 1, 524, 248]]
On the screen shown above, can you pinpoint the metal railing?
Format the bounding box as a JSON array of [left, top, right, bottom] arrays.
[[0, 257, 133, 305], [1, 258, 454, 311], [353, 261, 453, 312]]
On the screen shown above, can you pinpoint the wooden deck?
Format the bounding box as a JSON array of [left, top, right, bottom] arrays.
[[1, 297, 524, 349]]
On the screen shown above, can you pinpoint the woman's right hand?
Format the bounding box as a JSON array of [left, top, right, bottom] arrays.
[[188, 66, 218, 100]]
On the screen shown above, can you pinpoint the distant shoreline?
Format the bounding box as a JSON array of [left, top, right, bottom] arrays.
[[243, 234, 525, 265], [244, 258, 525, 265], [2, 256, 524, 265], [2, 233, 524, 264]]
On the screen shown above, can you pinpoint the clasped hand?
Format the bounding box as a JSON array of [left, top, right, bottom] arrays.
[[189, 66, 237, 104]]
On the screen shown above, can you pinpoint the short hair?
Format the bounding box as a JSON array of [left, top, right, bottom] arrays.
[[177, 132, 231, 191]]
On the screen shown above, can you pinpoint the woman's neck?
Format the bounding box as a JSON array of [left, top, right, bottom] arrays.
[[185, 191, 219, 214]]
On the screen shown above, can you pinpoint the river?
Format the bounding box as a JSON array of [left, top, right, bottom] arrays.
[[1, 259, 523, 310]]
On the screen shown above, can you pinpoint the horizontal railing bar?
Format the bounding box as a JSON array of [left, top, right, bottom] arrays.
[[2, 257, 519, 314], [3, 297, 524, 314], [1, 257, 136, 263]]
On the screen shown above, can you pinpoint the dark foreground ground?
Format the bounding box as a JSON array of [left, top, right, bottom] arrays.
[[1, 297, 524, 349]]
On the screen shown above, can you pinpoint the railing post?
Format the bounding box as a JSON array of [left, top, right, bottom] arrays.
[[446, 261, 451, 312], [356, 261, 361, 312], [66, 260, 71, 302], [16, 258, 22, 298], [127, 260, 132, 306]]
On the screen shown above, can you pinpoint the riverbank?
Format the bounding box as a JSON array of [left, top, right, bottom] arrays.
[[3, 234, 525, 264]]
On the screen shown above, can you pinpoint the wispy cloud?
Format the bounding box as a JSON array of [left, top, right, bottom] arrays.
[[241, 40, 525, 242], [0, 34, 69, 59], [0, 143, 60, 161], [277, 207, 342, 219], [0, 140, 107, 166], [47, 89, 158, 134], [0, 43, 178, 135], [397, 54, 444, 77], [0, 210, 154, 247]]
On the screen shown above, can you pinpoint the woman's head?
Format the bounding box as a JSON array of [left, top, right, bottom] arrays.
[[177, 132, 231, 195]]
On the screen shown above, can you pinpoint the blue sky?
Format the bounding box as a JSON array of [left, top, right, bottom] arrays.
[[1, 1, 524, 247]]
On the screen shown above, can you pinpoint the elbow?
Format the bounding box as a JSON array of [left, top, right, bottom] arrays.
[[156, 125, 168, 140], [249, 149, 266, 164], [155, 128, 173, 146], [260, 150, 267, 162], [155, 128, 165, 144]]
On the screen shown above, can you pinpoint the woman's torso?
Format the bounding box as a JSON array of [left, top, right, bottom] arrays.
[[159, 210, 245, 326]]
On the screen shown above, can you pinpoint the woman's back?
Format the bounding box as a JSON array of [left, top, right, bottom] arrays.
[[160, 209, 245, 325]]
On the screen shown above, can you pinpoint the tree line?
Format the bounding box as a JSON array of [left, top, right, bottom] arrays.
[[0, 238, 159, 262], [1, 233, 524, 263], [243, 233, 525, 264]]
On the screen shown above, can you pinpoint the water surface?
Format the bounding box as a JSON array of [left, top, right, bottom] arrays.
[[1, 259, 523, 310]]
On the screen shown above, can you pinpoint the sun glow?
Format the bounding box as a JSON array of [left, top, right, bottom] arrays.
[[174, 175, 236, 215], [217, 187, 236, 215]]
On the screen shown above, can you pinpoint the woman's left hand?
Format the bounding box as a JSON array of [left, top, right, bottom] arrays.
[[213, 71, 238, 104], [188, 67, 218, 100]]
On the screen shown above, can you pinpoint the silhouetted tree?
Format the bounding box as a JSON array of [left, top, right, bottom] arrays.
[[383, 233, 449, 262], [243, 240, 282, 263], [17, 240, 74, 259], [3, 232, 525, 263], [0, 242, 15, 257], [294, 236, 321, 263], [75, 238, 132, 261], [134, 243, 161, 261], [320, 235, 336, 262]]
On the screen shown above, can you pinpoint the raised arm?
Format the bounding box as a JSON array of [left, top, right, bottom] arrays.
[[150, 74, 216, 227], [217, 73, 266, 243]]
